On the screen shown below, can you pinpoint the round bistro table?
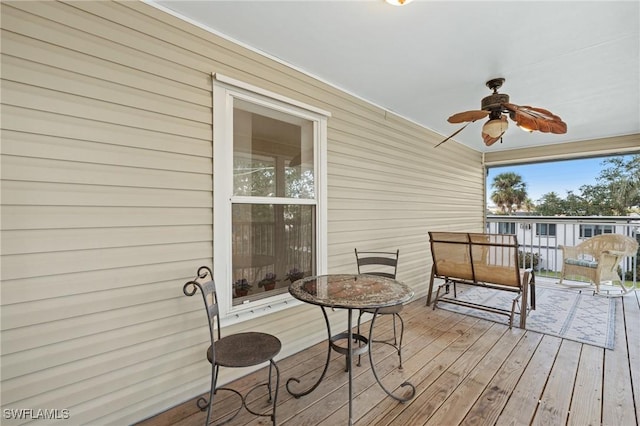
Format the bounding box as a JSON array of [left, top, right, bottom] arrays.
[[287, 274, 416, 425]]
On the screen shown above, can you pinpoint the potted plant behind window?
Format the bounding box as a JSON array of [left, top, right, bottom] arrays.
[[258, 272, 278, 291], [285, 268, 305, 283], [233, 278, 252, 297]]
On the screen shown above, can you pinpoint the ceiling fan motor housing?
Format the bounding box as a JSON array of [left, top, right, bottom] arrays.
[[481, 93, 509, 111]]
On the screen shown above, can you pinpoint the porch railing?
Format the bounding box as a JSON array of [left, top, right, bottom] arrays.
[[486, 215, 639, 290]]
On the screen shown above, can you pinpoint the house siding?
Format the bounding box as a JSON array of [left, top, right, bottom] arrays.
[[0, 1, 484, 424]]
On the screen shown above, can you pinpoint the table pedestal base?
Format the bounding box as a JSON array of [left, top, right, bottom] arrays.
[[286, 307, 415, 425]]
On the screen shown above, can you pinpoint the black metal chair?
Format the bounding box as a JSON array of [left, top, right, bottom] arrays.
[[354, 249, 405, 369], [183, 266, 281, 425]]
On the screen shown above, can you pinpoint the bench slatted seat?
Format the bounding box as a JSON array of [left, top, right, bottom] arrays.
[[427, 231, 536, 329]]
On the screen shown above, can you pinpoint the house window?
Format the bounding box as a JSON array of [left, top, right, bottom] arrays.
[[213, 75, 328, 319], [497, 222, 516, 234], [580, 225, 613, 238], [536, 223, 556, 236]]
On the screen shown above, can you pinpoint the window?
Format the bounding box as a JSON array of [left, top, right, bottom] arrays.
[[497, 222, 516, 234], [536, 223, 556, 236], [580, 225, 613, 238], [213, 75, 329, 320]]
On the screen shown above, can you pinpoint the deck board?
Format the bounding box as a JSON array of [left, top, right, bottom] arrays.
[[137, 282, 638, 426], [352, 315, 480, 425], [568, 344, 603, 426], [424, 326, 526, 426], [624, 292, 640, 424], [603, 291, 636, 426], [461, 331, 543, 426], [533, 339, 582, 425], [379, 321, 501, 425], [495, 334, 562, 426]]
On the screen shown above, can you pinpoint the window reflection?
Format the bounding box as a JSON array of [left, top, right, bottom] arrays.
[[233, 101, 314, 199], [231, 204, 315, 304]]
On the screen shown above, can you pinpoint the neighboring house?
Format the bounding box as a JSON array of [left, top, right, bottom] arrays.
[[487, 216, 640, 272], [0, 2, 637, 425]]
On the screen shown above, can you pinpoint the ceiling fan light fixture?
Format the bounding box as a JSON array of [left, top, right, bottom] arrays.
[[435, 78, 566, 148], [482, 117, 508, 138], [385, 0, 414, 6], [517, 123, 535, 133]]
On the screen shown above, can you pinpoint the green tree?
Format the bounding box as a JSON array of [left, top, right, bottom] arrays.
[[563, 190, 590, 215], [536, 155, 639, 216], [522, 197, 535, 213], [577, 184, 611, 215], [490, 172, 528, 214], [536, 191, 565, 216], [596, 155, 640, 214]]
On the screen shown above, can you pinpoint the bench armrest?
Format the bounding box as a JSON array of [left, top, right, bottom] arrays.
[[603, 249, 627, 257]]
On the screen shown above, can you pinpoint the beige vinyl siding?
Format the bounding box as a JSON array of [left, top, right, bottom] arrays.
[[0, 1, 483, 424]]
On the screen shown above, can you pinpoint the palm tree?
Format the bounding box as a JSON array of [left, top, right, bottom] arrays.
[[522, 197, 535, 213], [490, 172, 528, 214]]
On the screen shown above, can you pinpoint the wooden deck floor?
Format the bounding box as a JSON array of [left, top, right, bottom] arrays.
[[139, 283, 639, 426]]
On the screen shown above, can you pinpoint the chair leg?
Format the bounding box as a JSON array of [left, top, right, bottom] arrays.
[[391, 314, 398, 346], [269, 359, 280, 425], [509, 299, 516, 329], [357, 310, 364, 367], [426, 271, 436, 306], [616, 280, 632, 294], [433, 285, 444, 310], [395, 313, 405, 370], [197, 363, 218, 426], [267, 361, 274, 402], [530, 279, 536, 310]]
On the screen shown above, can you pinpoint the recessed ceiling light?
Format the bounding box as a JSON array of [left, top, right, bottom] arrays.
[[385, 0, 414, 6]]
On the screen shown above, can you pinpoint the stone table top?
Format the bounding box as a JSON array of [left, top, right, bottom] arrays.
[[288, 274, 414, 310]]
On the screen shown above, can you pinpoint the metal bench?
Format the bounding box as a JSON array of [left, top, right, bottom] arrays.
[[426, 231, 536, 329]]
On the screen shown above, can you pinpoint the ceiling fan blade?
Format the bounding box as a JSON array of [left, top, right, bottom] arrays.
[[433, 122, 472, 148], [503, 103, 567, 134], [482, 131, 505, 146], [447, 110, 490, 124]]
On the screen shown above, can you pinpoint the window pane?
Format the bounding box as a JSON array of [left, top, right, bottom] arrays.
[[580, 225, 593, 238], [498, 222, 515, 234], [231, 203, 315, 305], [233, 100, 314, 198], [233, 154, 276, 197], [536, 223, 556, 236]]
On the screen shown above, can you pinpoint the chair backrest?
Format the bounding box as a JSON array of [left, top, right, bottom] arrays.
[[354, 249, 399, 279], [468, 232, 521, 288], [429, 231, 522, 288], [183, 266, 221, 347], [429, 232, 474, 281], [578, 234, 639, 258]]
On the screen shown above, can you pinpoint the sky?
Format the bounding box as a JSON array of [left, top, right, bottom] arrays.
[[486, 156, 624, 205]]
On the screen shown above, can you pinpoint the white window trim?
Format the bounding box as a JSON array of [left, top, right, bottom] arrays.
[[212, 74, 328, 326]]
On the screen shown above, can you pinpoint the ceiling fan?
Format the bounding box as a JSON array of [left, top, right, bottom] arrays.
[[434, 78, 567, 148]]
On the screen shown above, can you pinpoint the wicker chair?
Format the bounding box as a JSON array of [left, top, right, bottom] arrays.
[[559, 234, 638, 294]]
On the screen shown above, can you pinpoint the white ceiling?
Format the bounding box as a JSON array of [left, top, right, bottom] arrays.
[[152, 0, 639, 153]]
